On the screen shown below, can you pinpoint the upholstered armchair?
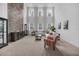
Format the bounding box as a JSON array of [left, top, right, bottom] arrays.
[[44, 35, 59, 50]]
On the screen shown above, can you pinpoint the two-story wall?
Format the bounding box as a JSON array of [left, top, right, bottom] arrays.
[[24, 3, 55, 35], [54, 3, 79, 47]]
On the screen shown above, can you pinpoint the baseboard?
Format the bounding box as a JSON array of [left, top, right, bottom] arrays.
[[60, 38, 79, 48]]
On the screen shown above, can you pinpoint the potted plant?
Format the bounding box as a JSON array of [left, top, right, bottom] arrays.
[[50, 26, 56, 32]]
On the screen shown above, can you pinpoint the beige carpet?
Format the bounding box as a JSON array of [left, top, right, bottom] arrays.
[[0, 36, 79, 56]]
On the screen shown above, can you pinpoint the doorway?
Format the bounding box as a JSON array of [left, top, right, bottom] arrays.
[[0, 17, 8, 48]]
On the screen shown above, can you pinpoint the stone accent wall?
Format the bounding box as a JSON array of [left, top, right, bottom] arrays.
[[8, 3, 24, 42], [8, 3, 23, 32]]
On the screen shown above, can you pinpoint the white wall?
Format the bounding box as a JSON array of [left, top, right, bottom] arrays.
[[54, 3, 79, 47], [0, 3, 7, 18]]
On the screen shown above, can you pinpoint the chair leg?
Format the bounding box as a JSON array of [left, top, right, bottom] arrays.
[[53, 43, 55, 50], [53, 46, 55, 50], [44, 42, 46, 48]]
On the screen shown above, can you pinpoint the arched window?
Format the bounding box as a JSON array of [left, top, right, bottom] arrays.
[[38, 8, 43, 16], [30, 24, 33, 30], [29, 8, 34, 16], [47, 8, 53, 17], [39, 24, 42, 30], [48, 24, 51, 29]]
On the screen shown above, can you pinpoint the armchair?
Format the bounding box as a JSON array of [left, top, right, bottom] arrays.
[[44, 35, 58, 50]]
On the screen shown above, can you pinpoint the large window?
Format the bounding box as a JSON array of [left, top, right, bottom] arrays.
[[38, 8, 43, 16], [28, 8, 34, 16], [47, 8, 53, 17], [48, 24, 51, 29], [30, 24, 33, 30], [39, 24, 42, 30], [28, 23, 34, 32]]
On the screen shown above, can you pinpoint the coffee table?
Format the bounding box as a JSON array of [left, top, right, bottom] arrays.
[[35, 34, 42, 40]]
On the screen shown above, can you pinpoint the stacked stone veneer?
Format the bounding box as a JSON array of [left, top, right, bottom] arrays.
[[8, 3, 23, 32], [8, 3, 24, 42]]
